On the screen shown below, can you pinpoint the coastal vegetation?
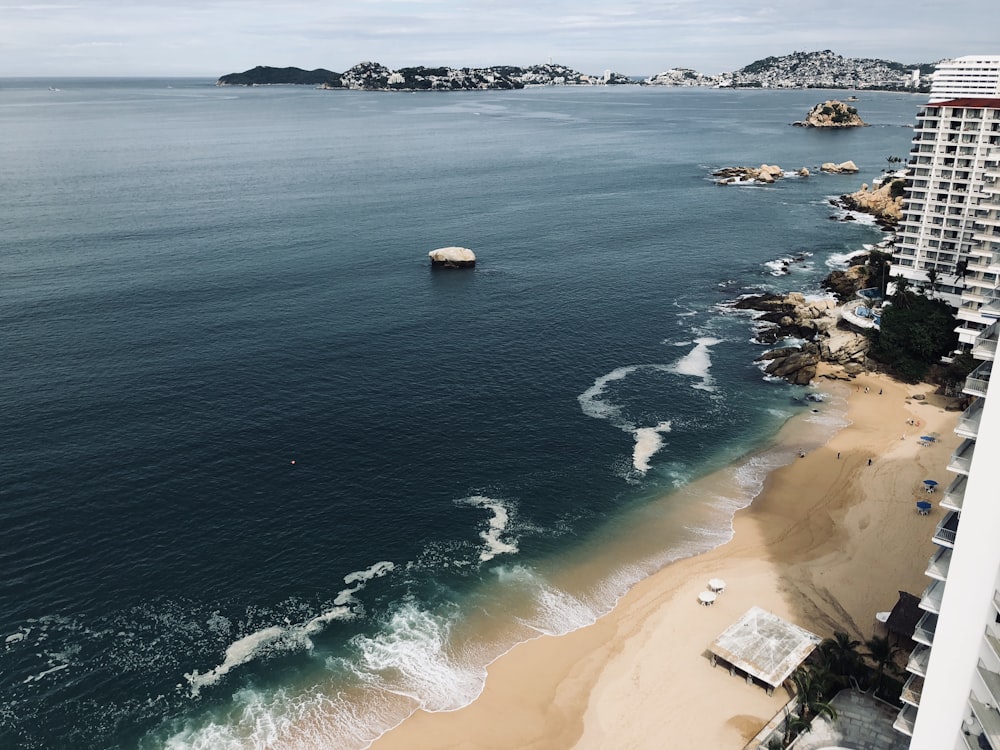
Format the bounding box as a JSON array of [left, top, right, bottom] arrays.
[[867, 276, 960, 382]]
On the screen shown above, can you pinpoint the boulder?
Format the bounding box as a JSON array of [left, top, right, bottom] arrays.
[[429, 246, 476, 268], [821, 161, 860, 174]]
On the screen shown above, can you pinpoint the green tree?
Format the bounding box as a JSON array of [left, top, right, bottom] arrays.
[[819, 631, 863, 686], [866, 250, 893, 296], [864, 635, 901, 697], [791, 665, 838, 723], [868, 290, 959, 382]]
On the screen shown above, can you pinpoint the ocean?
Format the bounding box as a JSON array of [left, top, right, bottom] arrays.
[[0, 79, 918, 749]]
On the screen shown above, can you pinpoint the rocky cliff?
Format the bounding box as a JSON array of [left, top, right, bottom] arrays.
[[838, 177, 905, 227]]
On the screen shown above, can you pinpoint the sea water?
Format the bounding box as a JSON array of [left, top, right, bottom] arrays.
[[0, 79, 919, 749]]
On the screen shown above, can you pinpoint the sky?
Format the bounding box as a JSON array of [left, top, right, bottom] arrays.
[[2, 0, 997, 78]]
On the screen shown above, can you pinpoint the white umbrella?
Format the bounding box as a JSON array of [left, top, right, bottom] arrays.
[[708, 578, 727, 593], [698, 591, 717, 606]]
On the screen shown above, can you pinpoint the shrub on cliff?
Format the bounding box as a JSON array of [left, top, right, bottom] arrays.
[[867, 284, 958, 382]]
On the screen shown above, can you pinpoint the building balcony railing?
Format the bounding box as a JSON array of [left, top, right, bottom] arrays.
[[920, 579, 946, 614], [987, 633, 1000, 663], [956, 397, 985, 439], [972, 320, 1000, 361], [979, 661, 1000, 708], [893, 702, 918, 737], [948, 439, 977, 476], [942, 474, 967, 512], [912, 612, 938, 647], [964, 361, 993, 397], [925, 547, 953, 581], [969, 693, 1000, 750], [901, 674, 924, 707], [907, 644, 931, 677], [932, 510, 960, 548]]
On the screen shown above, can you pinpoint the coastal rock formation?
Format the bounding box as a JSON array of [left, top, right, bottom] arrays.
[[429, 246, 476, 268], [820, 161, 860, 174], [713, 164, 791, 185], [838, 178, 905, 227], [794, 100, 868, 128], [736, 292, 871, 384], [822, 264, 870, 301]]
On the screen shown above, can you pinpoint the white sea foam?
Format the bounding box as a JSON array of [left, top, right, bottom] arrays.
[[669, 336, 720, 391], [457, 496, 519, 562], [351, 601, 485, 712], [185, 627, 286, 696], [632, 421, 672, 474], [825, 247, 871, 269], [577, 365, 639, 427], [22, 662, 68, 683], [184, 561, 395, 696]]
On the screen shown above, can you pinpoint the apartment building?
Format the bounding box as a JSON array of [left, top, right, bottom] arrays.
[[893, 89, 1000, 747], [892, 56, 1000, 346]]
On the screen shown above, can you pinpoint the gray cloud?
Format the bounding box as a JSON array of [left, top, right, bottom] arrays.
[[1, 0, 993, 77]]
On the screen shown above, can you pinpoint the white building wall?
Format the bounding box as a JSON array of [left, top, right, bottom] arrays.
[[907, 371, 1000, 748]]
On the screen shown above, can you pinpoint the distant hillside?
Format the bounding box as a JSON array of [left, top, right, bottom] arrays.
[[219, 51, 938, 92], [217, 62, 632, 89], [217, 66, 341, 87]]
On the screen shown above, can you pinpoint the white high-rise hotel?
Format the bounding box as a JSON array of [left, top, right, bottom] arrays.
[[891, 56, 1000, 750], [892, 56, 1000, 346]]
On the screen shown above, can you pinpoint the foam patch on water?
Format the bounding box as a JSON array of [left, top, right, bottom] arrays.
[[457, 495, 519, 562], [185, 561, 395, 696], [632, 421, 672, 474], [493, 565, 606, 636], [577, 365, 640, 427], [669, 337, 720, 391]]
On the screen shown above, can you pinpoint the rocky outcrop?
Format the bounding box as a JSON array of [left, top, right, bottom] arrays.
[[838, 178, 904, 227], [793, 100, 868, 128], [429, 246, 476, 268], [821, 264, 870, 301], [820, 160, 860, 174], [735, 292, 871, 384], [713, 164, 801, 185]]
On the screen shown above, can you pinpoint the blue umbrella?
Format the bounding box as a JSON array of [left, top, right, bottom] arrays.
[[921, 436, 936, 442], [923, 479, 938, 487]]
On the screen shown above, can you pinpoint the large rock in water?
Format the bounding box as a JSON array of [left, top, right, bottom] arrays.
[[793, 100, 867, 128], [429, 246, 476, 268]]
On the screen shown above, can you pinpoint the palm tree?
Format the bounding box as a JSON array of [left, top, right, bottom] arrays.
[[864, 635, 901, 697], [791, 665, 838, 723], [819, 631, 862, 687]]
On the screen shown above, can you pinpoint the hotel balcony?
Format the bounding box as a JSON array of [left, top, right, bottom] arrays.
[[969, 693, 1000, 750], [932, 510, 960, 548], [987, 632, 1000, 663], [925, 547, 953, 581], [941, 475, 968, 511], [901, 674, 924, 707], [893, 703, 918, 737], [912, 612, 938, 647], [920, 579, 946, 614], [981, 661, 1000, 708], [956, 397, 986, 439], [972, 691, 1000, 750], [907, 644, 931, 677], [947, 439, 977, 475], [995, 590, 1000, 619], [965, 361, 993, 397], [972, 320, 1000, 361]]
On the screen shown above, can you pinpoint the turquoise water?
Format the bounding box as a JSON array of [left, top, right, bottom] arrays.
[[0, 80, 918, 748]]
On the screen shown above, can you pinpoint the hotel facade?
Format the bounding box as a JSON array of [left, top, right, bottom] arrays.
[[892, 55, 1000, 346], [892, 56, 1000, 750]]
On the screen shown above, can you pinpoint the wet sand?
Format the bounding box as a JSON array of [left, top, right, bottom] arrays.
[[371, 370, 958, 749]]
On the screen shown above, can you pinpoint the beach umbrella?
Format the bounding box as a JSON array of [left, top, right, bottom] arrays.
[[920, 436, 936, 442], [923, 480, 938, 487], [916, 501, 932, 515]]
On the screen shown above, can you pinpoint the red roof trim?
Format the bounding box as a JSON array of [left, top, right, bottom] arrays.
[[925, 98, 1000, 107]]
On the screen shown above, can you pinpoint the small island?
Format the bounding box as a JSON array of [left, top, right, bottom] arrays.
[[793, 99, 868, 128], [429, 247, 476, 269]]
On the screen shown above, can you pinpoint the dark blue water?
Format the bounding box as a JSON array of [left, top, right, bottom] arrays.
[[1, 79, 918, 749]]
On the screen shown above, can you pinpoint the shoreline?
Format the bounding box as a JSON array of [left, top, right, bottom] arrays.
[[370, 370, 959, 749]]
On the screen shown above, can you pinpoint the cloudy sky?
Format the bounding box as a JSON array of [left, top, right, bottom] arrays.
[[3, 0, 996, 78]]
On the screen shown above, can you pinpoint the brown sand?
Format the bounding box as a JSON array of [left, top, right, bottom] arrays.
[[370, 371, 959, 750]]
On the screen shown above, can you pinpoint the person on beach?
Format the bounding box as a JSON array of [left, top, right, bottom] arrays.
[[868, 458, 872, 466]]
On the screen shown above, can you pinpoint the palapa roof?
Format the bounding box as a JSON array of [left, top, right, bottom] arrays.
[[886, 591, 922, 639], [709, 606, 821, 688]]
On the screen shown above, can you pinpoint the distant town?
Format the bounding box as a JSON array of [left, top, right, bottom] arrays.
[[217, 50, 936, 92]]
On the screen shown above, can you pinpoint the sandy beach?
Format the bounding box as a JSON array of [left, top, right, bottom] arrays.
[[371, 370, 960, 750]]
